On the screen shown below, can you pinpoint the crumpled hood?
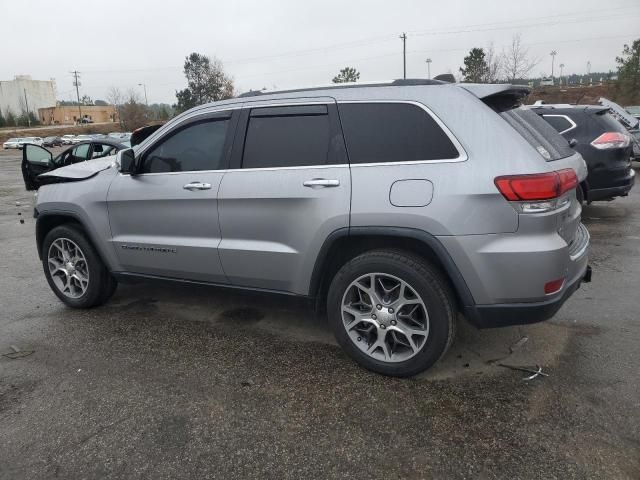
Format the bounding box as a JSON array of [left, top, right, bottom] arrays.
[[39, 156, 116, 180]]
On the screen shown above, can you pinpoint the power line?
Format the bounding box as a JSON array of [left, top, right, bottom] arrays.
[[78, 4, 639, 75]]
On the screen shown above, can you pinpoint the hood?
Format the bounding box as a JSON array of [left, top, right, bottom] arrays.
[[39, 156, 116, 180], [599, 97, 640, 130]]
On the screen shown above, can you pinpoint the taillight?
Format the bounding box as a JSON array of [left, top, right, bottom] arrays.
[[544, 278, 565, 295], [591, 132, 630, 150], [494, 169, 578, 201]]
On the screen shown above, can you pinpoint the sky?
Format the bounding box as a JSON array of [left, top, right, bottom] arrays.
[[2, 0, 639, 105]]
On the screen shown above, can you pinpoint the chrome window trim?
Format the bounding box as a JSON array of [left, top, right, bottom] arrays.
[[119, 163, 350, 177], [126, 99, 467, 176], [542, 114, 577, 135], [336, 100, 468, 166]]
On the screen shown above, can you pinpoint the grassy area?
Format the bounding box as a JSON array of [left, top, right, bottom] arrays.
[[0, 123, 124, 143]]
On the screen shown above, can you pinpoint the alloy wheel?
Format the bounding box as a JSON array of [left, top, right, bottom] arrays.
[[47, 238, 90, 298], [341, 273, 429, 363]]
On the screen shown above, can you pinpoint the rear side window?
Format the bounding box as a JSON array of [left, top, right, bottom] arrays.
[[541, 115, 574, 134], [338, 103, 459, 164], [242, 106, 330, 168], [501, 108, 573, 161]]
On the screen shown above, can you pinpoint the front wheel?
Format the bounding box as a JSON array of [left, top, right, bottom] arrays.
[[42, 224, 117, 308], [327, 250, 456, 377]]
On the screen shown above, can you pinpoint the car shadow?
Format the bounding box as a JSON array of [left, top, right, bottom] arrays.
[[103, 280, 573, 380]]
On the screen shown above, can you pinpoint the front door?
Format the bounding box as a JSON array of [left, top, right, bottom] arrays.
[[22, 144, 53, 190], [218, 100, 351, 295], [107, 110, 238, 283]]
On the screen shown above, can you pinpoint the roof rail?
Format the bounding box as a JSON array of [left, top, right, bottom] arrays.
[[236, 79, 446, 98]]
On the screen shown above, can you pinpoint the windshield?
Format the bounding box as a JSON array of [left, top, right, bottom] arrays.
[[500, 107, 573, 161]]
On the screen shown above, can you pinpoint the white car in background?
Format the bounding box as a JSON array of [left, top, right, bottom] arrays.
[[71, 134, 93, 144], [61, 134, 76, 145], [18, 137, 44, 148], [3, 138, 23, 149]]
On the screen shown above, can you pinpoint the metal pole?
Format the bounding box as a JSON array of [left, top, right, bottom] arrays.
[[71, 70, 82, 124], [426, 58, 432, 79], [23, 88, 31, 127], [400, 33, 407, 79], [139, 83, 148, 106]]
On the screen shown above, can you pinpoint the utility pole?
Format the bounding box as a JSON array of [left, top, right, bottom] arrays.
[[138, 83, 148, 106], [399, 33, 407, 79], [426, 58, 432, 79], [71, 70, 82, 124], [23, 88, 31, 127], [559, 63, 564, 86], [550, 50, 557, 81]]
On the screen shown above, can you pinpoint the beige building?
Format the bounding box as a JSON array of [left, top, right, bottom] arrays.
[[38, 105, 118, 125]]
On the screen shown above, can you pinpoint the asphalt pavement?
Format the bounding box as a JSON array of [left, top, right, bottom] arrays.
[[1, 148, 638, 479]]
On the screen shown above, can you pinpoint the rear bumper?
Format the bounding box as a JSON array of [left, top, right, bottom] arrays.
[[464, 264, 591, 328], [588, 167, 635, 201]]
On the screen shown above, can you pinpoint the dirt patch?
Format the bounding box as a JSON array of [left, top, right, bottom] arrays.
[[0, 123, 123, 143]]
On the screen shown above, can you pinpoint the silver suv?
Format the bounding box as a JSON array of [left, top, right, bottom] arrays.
[[32, 80, 591, 376]]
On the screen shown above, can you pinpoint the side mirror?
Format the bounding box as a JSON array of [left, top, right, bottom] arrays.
[[118, 149, 139, 175], [569, 138, 578, 148]]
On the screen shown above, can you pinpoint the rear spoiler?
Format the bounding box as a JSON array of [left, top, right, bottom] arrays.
[[458, 84, 531, 112]]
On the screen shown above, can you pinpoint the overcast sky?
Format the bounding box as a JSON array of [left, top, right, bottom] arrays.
[[2, 0, 639, 104]]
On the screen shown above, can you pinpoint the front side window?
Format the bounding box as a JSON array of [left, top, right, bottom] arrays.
[[338, 103, 459, 164], [141, 118, 229, 173], [242, 106, 331, 169]]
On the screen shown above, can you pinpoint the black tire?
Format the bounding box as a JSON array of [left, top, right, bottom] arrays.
[[577, 184, 587, 206], [327, 250, 456, 377], [42, 224, 117, 308]]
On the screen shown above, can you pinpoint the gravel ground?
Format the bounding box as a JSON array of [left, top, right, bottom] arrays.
[[0, 148, 638, 479]]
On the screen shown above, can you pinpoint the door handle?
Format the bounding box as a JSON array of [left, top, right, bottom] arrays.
[[303, 178, 340, 188], [183, 182, 212, 191]]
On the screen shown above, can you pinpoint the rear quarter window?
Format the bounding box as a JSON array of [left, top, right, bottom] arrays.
[[501, 108, 573, 161], [338, 102, 459, 164], [541, 115, 575, 134]]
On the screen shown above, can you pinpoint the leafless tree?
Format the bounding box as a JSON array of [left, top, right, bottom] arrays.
[[483, 43, 503, 83], [501, 34, 538, 82], [118, 89, 151, 131], [107, 86, 124, 127]]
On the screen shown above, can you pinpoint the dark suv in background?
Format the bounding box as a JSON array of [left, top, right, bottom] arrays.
[[531, 105, 635, 202]]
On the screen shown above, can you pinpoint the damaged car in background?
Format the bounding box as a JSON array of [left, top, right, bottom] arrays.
[[21, 139, 129, 190]]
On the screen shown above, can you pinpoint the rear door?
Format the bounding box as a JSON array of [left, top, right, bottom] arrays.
[[217, 99, 350, 295], [107, 109, 239, 282]]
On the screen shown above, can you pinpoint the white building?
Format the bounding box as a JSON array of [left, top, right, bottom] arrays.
[[0, 75, 57, 117]]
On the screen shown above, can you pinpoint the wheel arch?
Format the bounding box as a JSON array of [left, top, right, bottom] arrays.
[[35, 211, 109, 269], [310, 227, 476, 312]]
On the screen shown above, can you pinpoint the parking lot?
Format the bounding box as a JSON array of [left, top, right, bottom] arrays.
[[0, 147, 638, 479]]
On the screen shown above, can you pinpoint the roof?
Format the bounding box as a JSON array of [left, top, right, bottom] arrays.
[[237, 79, 446, 98]]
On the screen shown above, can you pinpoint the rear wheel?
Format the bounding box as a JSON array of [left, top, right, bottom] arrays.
[[327, 250, 456, 377], [42, 225, 117, 308]]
